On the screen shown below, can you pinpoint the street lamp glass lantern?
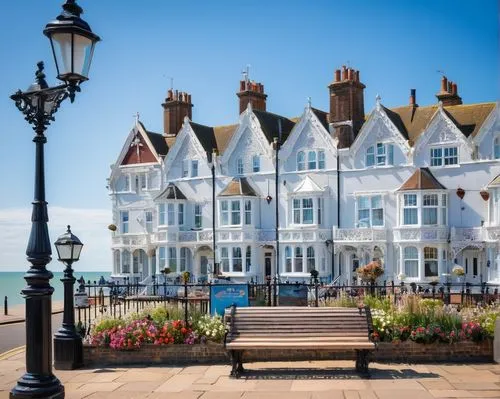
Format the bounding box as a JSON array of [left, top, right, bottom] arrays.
[[54, 225, 84, 263], [43, 0, 100, 84]]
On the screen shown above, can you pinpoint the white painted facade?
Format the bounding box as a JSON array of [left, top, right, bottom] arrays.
[[108, 99, 500, 286]]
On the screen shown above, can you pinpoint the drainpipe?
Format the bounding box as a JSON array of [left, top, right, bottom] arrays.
[[211, 149, 217, 278]]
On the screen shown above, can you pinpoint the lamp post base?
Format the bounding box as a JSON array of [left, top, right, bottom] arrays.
[[10, 374, 64, 399], [54, 332, 83, 370]]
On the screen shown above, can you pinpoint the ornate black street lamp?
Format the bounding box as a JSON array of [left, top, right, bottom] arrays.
[[53, 226, 84, 370], [10, 1, 99, 398]]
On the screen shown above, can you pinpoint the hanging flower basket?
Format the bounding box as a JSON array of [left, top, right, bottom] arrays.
[[108, 224, 117, 232], [356, 260, 384, 283], [452, 265, 465, 276]]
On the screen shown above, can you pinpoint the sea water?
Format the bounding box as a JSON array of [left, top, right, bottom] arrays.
[[0, 271, 111, 306]]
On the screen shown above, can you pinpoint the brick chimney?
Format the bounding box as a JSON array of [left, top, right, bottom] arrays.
[[162, 89, 193, 135], [436, 76, 462, 106], [237, 80, 267, 114], [328, 66, 366, 148]]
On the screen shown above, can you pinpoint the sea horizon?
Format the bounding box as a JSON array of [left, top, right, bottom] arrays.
[[0, 270, 112, 306]]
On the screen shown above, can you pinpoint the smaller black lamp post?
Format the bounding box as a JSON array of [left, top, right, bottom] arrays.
[[53, 225, 84, 370]]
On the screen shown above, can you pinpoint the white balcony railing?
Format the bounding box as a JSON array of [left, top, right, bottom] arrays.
[[333, 227, 388, 242], [279, 229, 332, 242], [485, 226, 500, 242], [393, 226, 449, 242], [111, 234, 148, 247], [450, 227, 485, 242]]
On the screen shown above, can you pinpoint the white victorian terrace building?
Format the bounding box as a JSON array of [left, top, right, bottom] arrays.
[[108, 67, 500, 286]]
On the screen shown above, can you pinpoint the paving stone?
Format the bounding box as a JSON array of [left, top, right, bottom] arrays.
[[76, 382, 123, 392], [180, 366, 210, 374], [115, 370, 171, 382], [419, 380, 456, 390], [244, 392, 314, 399], [199, 392, 244, 399], [147, 391, 203, 399], [369, 380, 426, 390], [291, 379, 369, 391], [155, 374, 206, 392], [116, 381, 164, 392], [310, 391, 346, 399], [429, 389, 475, 398], [86, 393, 150, 399], [88, 372, 126, 383], [452, 382, 500, 391], [466, 391, 500, 398], [374, 390, 435, 399], [250, 379, 293, 391]]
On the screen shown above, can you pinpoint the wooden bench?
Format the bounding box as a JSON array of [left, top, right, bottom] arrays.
[[224, 305, 376, 378]]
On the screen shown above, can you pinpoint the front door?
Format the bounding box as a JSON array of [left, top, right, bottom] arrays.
[[464, 250, 480, 282], [200, 256, 208, 275], [265, 253, 272, 277]]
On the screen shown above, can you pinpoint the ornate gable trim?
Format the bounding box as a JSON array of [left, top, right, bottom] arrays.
[[163, 118, 209, 173], [279, 106, 337, 160], [470, 102, 499, 145], [413, 105, 474, 156], [219, 105, 273, 165], [350, 103, 410, 156]]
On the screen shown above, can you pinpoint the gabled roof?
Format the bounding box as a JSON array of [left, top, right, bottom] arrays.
[[155, 183, 187, 200], [488, 174, 500, 188], [311, 108, 329, 131], [252, 109, 295, 143], [219, 177, 258, 197], [293, 175, 324, 194], [213, 124, 238, 153], [141, 124, 168, 156], [398, 168, 446, 191], [189, 122, 217, 154], [386, 102, 495, 144]]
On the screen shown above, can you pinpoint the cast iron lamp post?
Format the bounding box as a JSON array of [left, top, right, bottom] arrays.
[[53, 226, 84, 370], [10, 1, 99, 398]]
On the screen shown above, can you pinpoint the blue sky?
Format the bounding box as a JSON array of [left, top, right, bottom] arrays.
[[0, 0, 497, 271]]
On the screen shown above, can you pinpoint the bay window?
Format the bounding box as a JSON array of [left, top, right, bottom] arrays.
[[167, 203, 175, 226], [220, 199, 253, 226], [168, 247, 177, 271], [221, 247, 229, 272], [232, 247, 242, 272], [178, 203, 184, 226], [404, 247, 418, 278], [244, 200, 252, 225], [292, 197, 322, 225], [357, 195, 384, 227], [284, 245, 318, 274], [401, 192, 447, 226], [424, 247, 438, 277], [307, 246, 315, 272], [194, 204, 202, 228], [219, 246, 251, 273], [159, 247, 166, 269], [159, 204, 166, 225]]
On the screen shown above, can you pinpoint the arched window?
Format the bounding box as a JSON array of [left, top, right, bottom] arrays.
[[122, 250, 130, 274], [237, 158, 244, 175], [297, 151, 305, 171], [294, 247, 303, 272], [366, 146, 375, 167], [307, 246, 315, 272], [168, 247, 176, 271], [424, 247, 438, 277], [252, 155, 260, 172], [132, 250, 140, 273], [495, 136, 500, 159], [232, 247, 242, 272], [245, 246, 251, 272], [285, 246, 292, 273], [180, 247, 191, 272], [308, 151, 317, 169], [404, 247, 418, 278], [221, 247, 229, 272]]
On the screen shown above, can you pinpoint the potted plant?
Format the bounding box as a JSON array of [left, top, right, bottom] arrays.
[[452, 265, 465, 283], [182, 271, 191, 284], [356, 260, 384, 283]]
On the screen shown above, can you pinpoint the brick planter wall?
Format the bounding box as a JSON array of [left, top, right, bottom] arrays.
[[83, 340, 492, 368]]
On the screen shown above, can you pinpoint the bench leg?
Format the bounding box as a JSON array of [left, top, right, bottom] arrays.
[[355, 350, 370, 375], [236, 351, 245, 373], [229, 350, 239, 378]]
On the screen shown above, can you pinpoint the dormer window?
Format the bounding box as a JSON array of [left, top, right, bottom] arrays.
[[297, 151, 305, 171], [124, 175, 130, 191], [366, 143, 393, 167], [297, 150, 325, 171], [494, 137, 500, 159], [308, 151, 316, 169], [430, 146, 458, 166], [252, 155, 260, 172]]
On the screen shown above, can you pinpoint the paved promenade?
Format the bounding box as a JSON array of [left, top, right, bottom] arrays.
[[0, 300, 64, 325], [0, 349, 499, 399]]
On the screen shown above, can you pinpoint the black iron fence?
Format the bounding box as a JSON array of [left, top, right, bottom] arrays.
[[75, 278, 500, 337]]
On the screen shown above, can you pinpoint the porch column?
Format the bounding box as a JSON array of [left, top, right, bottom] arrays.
[[399, 245, 404, 277], [438, 244, 445, 279], [418, 246, 424, 281]]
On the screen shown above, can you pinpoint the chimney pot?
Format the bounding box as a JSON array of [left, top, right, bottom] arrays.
[[355, 70, 360, 82], [452, 83, 457, 95], [441, 76, 448, 92], [162, 88, 193, 135], [167, 89, 173, 99], [334, 69, 341, 82], [342, 66, 348, 80], [347, 68, 353, 81], [447, 81, 452, 93]]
